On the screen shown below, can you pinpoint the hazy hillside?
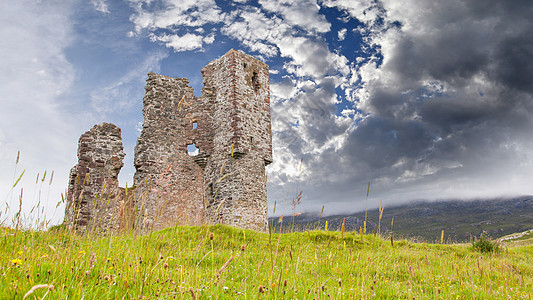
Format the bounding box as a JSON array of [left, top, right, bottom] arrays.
[[270, 196, 533, 242]]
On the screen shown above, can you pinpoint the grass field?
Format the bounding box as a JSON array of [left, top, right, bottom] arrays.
[[2, 224, 533, 299]]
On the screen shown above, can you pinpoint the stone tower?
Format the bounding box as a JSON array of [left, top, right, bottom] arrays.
[[65, 49, 272, 233], [202, 49, 272, 231]]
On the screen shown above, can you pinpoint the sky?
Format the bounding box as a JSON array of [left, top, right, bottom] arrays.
[[1, 0, 532, 226]]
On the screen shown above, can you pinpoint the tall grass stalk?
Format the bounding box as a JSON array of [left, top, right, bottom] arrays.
[[12, 188, 23, 254], [5, 152, 21, 217], [341, 218, 346, 238], [270, 215, 283, 287], [364, 182, 370, 234], [317, 205, 324, 229], [378, 200, 384, 235]]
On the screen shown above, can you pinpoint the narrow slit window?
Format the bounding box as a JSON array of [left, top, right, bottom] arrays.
[[251, 71, 260, 91], [187, 143, 199, 156]]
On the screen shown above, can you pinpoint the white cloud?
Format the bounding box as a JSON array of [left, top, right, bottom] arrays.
[[277, 36, 351, 78], [321, 0, 381, 27], [128, 0, 224, 52], [129, 0, 224, 32], [221, 8, 286, 57], [0, 0, 78, 226], [222, 7, 350, 79], [259, 0, 330, 33], [270, 77, 298, 101], [268, 74, 354, 187], [338, 28, 347, 41], [341, 109, 355, 117], [203, 33, 215, 44], [91, 0, 110, 14], [150, 33, 208, 52], [130, 1, 351, 79]]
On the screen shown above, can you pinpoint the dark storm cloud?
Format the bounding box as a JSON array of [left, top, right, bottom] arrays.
[[388, 29, 490, 86], [383, 0, 533, 97], [366, 0, 533, 164], [270, 0, 533, 215], [495, 35, 533, 94]]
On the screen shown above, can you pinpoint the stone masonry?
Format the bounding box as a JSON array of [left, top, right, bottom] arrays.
[[65, 49, 272, 232], [64, 123, 126, 232], [201, 50, 272, 230], [133, 72, 211, 230]]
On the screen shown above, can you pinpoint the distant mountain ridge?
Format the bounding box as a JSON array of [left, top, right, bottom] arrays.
[[268, 196, 533, 243]]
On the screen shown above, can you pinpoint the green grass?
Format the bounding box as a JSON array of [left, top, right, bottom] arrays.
[[2, 225, 533, 299]]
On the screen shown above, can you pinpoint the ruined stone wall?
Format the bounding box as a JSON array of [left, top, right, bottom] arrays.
[[133, 73, 211, 230], [65, 123, 125, 232], [202, 49, 272, 231], [65, 49, 272, 233]]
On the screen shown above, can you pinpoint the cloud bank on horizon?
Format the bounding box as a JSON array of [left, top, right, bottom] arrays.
[[1, 0, 532, 224]]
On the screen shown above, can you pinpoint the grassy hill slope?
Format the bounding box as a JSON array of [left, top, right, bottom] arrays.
[[271, 196, 533, 243], [1, 225, 532, 299]]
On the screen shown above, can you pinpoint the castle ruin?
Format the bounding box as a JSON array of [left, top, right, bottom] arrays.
[[64, 50, 272, 232]]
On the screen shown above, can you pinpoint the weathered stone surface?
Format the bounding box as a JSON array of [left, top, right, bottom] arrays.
[[133, 73, 210, 229], [133, 49, 272, 232], [64, 123, 125, 232], [64, 49, 272, 233], [201, 50, 271, 231]]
